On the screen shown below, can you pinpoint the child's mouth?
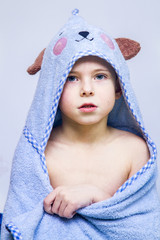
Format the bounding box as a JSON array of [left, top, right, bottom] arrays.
[[78, 103, 97, 112]]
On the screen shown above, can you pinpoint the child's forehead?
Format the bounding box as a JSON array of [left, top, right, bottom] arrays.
[[71, 55, 115, 73]]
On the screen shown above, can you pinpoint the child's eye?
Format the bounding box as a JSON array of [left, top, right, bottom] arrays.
[[95, 74, 107, 80], [67, 76, 78, 82]]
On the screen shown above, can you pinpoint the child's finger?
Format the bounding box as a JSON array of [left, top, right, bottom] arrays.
[[51, 195, 62, 215], [63, 203, 77, 219], [43, 191, 56, 214], [58, 200, 67, 217]]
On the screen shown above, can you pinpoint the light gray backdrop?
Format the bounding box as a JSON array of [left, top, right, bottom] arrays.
[[0, 0, 160, 212]]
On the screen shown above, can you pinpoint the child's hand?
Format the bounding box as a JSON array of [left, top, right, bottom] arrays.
[[43, 184, 107, 219]]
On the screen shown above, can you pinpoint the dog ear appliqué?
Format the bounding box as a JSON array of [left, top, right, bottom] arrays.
[[27, 48, 46, 75], [115, 38, 141, 60]]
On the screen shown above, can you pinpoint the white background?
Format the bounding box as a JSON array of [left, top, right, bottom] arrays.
[[0, 0, 160, 212]]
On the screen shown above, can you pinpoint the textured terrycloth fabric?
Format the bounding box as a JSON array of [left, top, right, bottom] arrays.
[[1, 9, 160, 240]]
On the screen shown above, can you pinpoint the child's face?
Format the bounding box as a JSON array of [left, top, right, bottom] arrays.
[[59, 56, 121, 126]]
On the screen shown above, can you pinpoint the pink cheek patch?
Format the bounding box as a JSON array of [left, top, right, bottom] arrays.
[[53, 37, 67, 56], [101, 34, 115, 50]]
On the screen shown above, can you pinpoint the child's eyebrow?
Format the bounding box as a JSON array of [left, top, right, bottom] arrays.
[[69, 69, 110, 74], [93, 68, 110, 73], [69, 71, 78, 74]]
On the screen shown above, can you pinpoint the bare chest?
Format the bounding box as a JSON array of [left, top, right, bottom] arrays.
[[45, 143, 129, 196]]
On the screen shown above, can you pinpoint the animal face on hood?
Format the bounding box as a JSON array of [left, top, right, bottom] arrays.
[[27, 9, 140, 75]]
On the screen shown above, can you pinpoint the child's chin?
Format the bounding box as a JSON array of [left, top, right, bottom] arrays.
[[76, 118, 104, 126]]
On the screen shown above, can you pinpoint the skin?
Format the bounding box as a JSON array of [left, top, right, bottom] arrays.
[[43, 56, 149, 219]]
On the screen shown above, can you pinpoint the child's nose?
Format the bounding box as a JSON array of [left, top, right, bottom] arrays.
[[80, 80, 94, 97]]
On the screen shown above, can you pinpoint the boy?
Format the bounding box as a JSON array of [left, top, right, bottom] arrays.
[[43, 55, 149, 219], [2, 9, 160, 239]]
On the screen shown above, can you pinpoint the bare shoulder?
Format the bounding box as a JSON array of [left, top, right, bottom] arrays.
[[113, 128, 150, 178], [45, 126, 63, 157]]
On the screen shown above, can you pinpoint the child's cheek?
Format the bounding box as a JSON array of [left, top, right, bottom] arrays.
[[59, 88, 73, 112], [98, 86, 116, 109]]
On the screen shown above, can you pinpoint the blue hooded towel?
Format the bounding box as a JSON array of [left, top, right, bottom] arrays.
[[1, 9, 160, 240]]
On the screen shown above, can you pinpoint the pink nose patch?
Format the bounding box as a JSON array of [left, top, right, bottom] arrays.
[[53, 37, 67, 56], [101, 34, 115, 50]]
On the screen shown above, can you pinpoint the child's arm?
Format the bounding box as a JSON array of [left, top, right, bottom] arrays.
[[43, 184, 109, 219]]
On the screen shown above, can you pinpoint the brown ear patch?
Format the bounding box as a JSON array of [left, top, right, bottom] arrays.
[[27, 48, 46, 75], [115, 38, 141, 60]]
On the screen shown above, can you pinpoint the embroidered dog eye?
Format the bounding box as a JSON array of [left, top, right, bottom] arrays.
[[59, 32, 64, 36]]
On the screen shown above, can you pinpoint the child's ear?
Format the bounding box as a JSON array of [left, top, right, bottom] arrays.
[[115, 89, 122, 100], [115, 76, 122, 99], [115, 38, 141, 60], [27, 48, 46, 75]]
